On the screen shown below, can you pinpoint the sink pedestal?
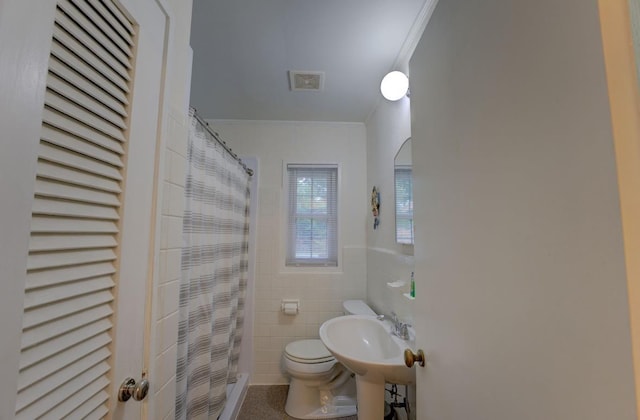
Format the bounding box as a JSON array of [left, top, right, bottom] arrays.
[[355, 376, 385, 419]]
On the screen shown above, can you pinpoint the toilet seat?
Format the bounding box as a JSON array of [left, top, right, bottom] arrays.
[[284, 339, 335, 364]]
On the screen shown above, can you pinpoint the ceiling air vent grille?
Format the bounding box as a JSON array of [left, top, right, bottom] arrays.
[[289, 71, 324, 91]]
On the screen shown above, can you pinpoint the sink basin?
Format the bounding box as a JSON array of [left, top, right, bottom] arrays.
[[319, 315, 415, 384], [319, 315, 416, 419]]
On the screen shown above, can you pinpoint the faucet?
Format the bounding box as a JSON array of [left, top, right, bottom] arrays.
[[390, 311, 411, 340]]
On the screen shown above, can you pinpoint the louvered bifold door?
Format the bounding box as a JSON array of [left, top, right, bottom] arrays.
[[16, 0, 136, 418]]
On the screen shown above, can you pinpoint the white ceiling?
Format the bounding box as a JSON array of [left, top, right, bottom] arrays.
[[189, 0, 429, 122]]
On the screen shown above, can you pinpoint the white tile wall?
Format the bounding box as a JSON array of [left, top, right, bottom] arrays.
[[157, 280, 180, 318], [150, 109, 414, 391], [212, 120, 369, 384], [152, 108, 188, 418], [154, 341, 179, 387], [154, 376, 177, 420], [366, 248, 414, 323]]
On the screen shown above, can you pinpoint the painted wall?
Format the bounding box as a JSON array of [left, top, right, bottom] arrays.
[[365, 97, 416, 322], [362, 0, 438, 329], [363, 69, 418, 420], [209, 120, 368, 384], [409, 0, 636, 418]]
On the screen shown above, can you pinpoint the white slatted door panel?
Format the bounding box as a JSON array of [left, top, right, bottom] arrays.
[[17, 0, 136, 418]]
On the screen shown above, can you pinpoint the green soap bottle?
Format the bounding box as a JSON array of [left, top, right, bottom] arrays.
[[410, 271, 415, 298]]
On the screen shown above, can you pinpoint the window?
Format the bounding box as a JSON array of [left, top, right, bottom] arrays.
[[286, 164, 338, 266], [395, 166, 414, 244]]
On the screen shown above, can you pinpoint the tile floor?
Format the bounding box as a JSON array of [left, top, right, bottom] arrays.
[[236, 385, 358, 420]]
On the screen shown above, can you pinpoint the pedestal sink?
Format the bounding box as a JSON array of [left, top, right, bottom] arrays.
[[319, 315, 416, 419]]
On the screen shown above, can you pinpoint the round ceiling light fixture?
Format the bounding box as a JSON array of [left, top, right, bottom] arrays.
[[380, 71, 409, 101]]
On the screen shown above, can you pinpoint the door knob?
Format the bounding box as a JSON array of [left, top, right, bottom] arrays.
[[118, 376, 150, 402], [404, 348, 426, 367]]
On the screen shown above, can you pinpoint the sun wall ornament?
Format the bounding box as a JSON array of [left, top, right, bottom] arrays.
[[371, 186, 380, 230]]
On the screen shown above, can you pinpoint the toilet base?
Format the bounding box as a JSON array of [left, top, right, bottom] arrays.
[[284, 377, 357, 419]]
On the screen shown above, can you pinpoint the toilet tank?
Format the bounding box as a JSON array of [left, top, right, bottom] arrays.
[[342, 300, 376, 316]]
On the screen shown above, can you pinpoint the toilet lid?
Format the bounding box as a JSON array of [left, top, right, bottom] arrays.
[[285, 339, 334, 363]]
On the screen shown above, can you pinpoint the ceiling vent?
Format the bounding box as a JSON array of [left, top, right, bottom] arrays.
[[289, 71, 324, 91]]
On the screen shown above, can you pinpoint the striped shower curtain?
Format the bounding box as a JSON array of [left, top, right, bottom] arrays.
[[175, 109, 251, 420]]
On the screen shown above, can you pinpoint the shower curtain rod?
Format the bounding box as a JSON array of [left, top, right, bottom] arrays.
[[189, 106, 254, 176]]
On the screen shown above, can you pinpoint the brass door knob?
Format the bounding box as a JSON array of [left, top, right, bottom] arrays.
[[404, 348, 426, 367]]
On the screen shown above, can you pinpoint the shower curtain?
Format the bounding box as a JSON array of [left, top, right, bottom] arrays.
[[175, 109, 251, 420]]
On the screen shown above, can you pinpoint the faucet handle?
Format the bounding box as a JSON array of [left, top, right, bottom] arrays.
[[399, 323, 410, 340]]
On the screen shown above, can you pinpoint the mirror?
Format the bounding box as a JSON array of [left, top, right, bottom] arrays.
[[394, 138, 414, 244]]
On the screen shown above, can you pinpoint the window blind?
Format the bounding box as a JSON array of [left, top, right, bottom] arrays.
[[395, 166, 414, 244], [286, 164, 338, 266]]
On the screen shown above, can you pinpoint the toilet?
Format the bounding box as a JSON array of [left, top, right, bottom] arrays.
[[283, 300, 377, 419]]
